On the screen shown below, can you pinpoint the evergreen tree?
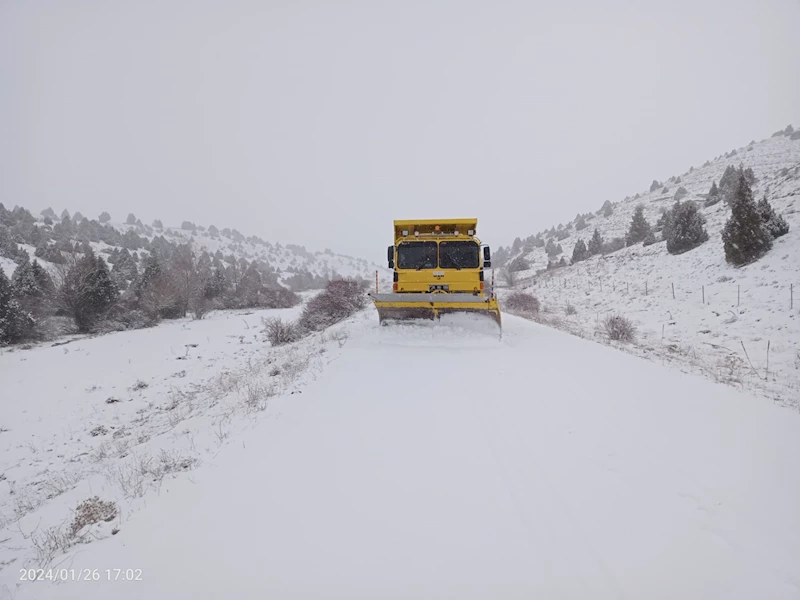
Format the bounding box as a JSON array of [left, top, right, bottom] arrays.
[[545, 238, 561, 258], [719, 165, 739, 202], [649, 180, 661, 192], [11, 255, 38, 297], [575, 216, 587, 230], [664, 200, 709, 254], [704, 181, 722, 207], [85, 256, 118, 317], [673, 186, 688, 201], [126, 213, 137, 225], [0, 268, 33, 344], [756, 196, 790, 239], [600, 200, 613, 217], [587, 228, 604, 256], [61, 209, 71, 221], [571, 239, 588, 263], [98, 211, 111, 223], [112, 248, 139, 283], [152, 219, 163, 229], [722, 173, 772, 265], [625, 205, 652, 246]]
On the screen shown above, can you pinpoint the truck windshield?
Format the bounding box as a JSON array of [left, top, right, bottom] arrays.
[[439, 241, 479, 269], [397, 242, 438, 269]]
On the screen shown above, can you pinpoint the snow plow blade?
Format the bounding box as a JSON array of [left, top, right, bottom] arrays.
[[369, 293, 502, 328]]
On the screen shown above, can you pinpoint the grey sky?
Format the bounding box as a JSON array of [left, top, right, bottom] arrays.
[[2, 0, 799, 259]]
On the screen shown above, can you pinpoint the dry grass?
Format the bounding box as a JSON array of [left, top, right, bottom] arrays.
[[107, 450, 199, 498], [70, 496, 118, 536], [602, 314, 637, 342], [503, 292, 541, 315]]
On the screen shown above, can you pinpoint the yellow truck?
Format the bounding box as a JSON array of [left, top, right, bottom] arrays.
[[369, 219, 501, 327]]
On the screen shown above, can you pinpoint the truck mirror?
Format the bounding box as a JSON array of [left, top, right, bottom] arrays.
[[483, 246, 491, 261], [388, 259, 394, 269], [484, 261, 491, 268], [387, 246, 394, 262]]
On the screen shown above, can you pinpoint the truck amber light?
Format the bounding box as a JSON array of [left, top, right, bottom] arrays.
[[480, 282, 485, 290], [392, 283, 398, 291]]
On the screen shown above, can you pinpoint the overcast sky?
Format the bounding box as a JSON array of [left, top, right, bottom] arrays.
[[2, 0, 799, 259]]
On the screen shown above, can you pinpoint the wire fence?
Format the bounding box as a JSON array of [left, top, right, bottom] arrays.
[[523, 273, 797, 311]]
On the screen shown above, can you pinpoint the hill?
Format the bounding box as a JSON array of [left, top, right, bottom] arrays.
[[0, 207, 382, 343], [496, 125, 800, 405]]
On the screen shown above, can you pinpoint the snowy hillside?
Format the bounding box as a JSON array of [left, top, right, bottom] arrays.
[[0, 213, 382, 290], [2, 313, 800, 598], [499, 127, 800, 405]]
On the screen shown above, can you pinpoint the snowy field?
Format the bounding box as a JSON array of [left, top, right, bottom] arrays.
[[2, 309, 800, 599]]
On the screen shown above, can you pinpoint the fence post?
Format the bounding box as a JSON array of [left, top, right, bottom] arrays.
[[672, 282, 675, 300], [645, 281, 648, 296], [791, 283, 794, 310], [767, 340, 770, 378], [702, 285, 705, 304], [375, 270, 378, 293]]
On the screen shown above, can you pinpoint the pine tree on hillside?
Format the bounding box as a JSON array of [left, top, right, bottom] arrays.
[[11, 256, 38, 297], [663, 200, 708, 254], [84, 256, 118, 322], [650, 180, 661, 192], [99, 211, 111, 223], [704, 181, 722, 207], [571, 239, 587, 263], [0, 268, 33, 344], [112, 248, 139, 283], [587, 228, 604, 256], [625, 205, 652, 246], [722, 173, 772, 265], [126, 213, 137, 225], [756, 196, 790, 239], [575, 216, 587, 231]]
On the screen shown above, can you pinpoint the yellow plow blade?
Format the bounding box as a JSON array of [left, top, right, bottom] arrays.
[[368, 293, 502, 329]]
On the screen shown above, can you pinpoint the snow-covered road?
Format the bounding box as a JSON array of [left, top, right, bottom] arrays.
[[8, 313, 800, 599]]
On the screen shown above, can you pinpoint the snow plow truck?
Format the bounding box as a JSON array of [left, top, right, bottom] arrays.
[[369, 219, 501, 328]]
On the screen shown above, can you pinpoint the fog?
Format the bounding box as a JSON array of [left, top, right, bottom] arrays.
[[2, 0, 798, 258]]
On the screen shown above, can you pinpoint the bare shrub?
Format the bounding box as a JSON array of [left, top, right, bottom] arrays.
[[565, 302, 577, 316], [263, 317, 303, 346], [70, 497, 117, 536], [30, 524, 74, 566], [298, 278, 367, 332], [602, 314, 636, 342], [503, 292, 540, 314]]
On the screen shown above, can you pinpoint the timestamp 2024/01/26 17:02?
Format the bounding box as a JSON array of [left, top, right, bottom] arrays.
[[19, 568, 143, 582]]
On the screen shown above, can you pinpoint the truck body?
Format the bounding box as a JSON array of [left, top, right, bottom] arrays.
[[369, 219, 501, 327]]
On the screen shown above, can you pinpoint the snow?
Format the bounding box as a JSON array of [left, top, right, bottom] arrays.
[[3, 310, 800, 598], [503, 134, 800, 405]]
